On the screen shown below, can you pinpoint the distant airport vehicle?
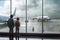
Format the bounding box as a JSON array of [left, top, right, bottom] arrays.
[[32, 16, 51, 22], [0, 8, 16, 23]]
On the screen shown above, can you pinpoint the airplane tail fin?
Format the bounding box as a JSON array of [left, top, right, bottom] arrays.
[[13, 8, 16, 16]]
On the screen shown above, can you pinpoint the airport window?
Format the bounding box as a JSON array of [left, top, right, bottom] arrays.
[[27, 0, 42, 33], [0, 0, 43, 33], [12, 0, 26, 33], [0, 0, 60, 40], [0, 0, 10, 32], [44, 0, 60, 33]]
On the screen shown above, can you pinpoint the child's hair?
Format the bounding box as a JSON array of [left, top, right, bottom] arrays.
[[17, 17, 19, 20]]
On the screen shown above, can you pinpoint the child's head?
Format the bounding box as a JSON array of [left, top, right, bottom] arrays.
[[17, 17, 19, 20]]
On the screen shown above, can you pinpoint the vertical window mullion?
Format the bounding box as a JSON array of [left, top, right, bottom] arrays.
[[26, 0, 27, 40], [10, 0, 12, 15], [42, 0, 44, 40], [26, 0, 27, 33]]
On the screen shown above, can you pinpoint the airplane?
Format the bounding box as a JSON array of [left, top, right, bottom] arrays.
[[0, 8, 16, 24], [32, 16, 51, 22]]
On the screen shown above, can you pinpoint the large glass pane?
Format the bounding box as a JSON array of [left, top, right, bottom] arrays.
[[44, 0, 60, 33], [12, 0, 26, 33], [0, 0, 26, 33], [27, 0, 42, 33], [0, 0, 10, 32]]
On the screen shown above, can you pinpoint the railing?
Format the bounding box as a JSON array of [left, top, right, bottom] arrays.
[[0, 32, 60, 39]]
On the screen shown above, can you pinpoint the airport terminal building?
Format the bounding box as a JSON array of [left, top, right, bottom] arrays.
[[0, 0, 60, 40]]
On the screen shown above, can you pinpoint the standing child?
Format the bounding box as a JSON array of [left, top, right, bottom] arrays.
[[15, 17, 20, 40]]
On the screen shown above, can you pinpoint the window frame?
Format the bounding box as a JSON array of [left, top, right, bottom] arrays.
[[0, 0, 60, 39]]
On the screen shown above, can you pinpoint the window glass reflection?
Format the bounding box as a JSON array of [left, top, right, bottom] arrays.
[[0, 0, 60, 33], [27, 0, 42, 33], [44, 0, 60, 33], [12, 0, 26, 33], [0, 0, 10, 32]]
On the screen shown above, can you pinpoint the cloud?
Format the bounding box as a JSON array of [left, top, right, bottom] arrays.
[[44, 0, 60, 19], [0, 0, 10, 16], [11, 0, 44, 17], [0, 0, 41, 17], [0, 0, 60, 19]]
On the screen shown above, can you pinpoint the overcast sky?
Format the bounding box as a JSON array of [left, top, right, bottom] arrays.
[[0, 0, 60, 18]]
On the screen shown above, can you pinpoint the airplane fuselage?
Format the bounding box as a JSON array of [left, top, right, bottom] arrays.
[[37, 16, 51, 22], [32, 16, 51, 22]]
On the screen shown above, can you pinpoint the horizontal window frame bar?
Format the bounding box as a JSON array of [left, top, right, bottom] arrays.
[[0, 32, 60, 39]]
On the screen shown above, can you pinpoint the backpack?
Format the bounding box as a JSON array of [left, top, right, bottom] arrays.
[[15, 20, 20, 27]]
